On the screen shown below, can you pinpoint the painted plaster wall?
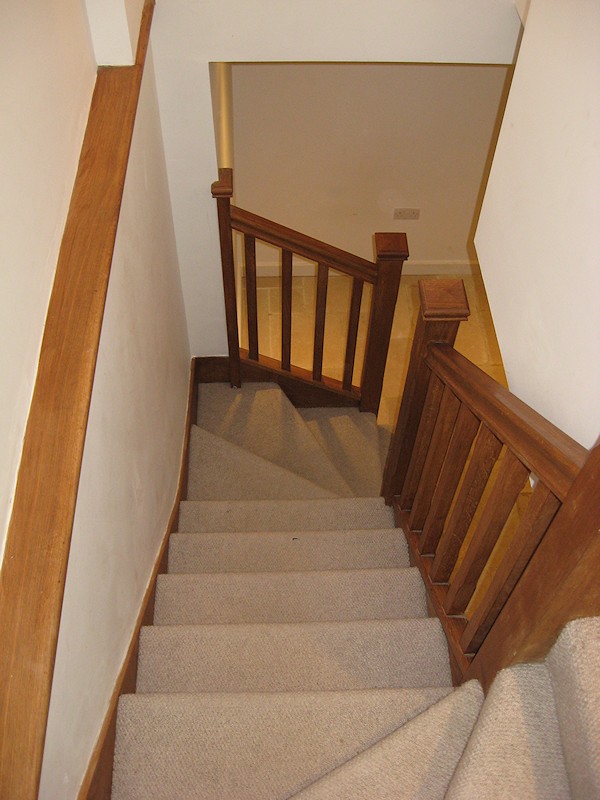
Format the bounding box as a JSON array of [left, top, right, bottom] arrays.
[[0, 0, 97, 564], [150, 0, 522, 357], [475, 0, 600, 447], [232, 62, 509, 272], [39, 47, 190, 798]]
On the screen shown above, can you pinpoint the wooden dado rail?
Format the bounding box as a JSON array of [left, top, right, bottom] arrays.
[[211, 168, 409, 414], [382, 279, 597, 687]]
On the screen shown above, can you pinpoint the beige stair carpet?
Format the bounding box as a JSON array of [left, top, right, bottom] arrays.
[[299, 407, 383, 496], [136, 618, 452, 694], [546, 617, 600, 800], [196, 383, 353, 496], [187, 425, 337, 500], [167, 528, 411, 574], [445, 663, 571, 799], [112, 688, 451, 800], [153, 567, 427, 625], [178, 496, 395, 533], [291, 680, 484, 800]]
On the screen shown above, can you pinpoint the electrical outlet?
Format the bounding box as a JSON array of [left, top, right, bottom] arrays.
[[393, 208, 420, 220]]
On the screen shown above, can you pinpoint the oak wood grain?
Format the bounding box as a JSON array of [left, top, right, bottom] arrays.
[[244, 234, 259, 361], [230, 206, 377, 283], [215, 182, 241, 387], [426, 343, 586, 500], [418, 404, 479, 555], [430, 424, 502, 583], [409, 385, 461, 532], [343, 278, 364, 392], [466, 439, 600, 690], [359, 233, 408, 414], [381, 280, 469, 503], [460, 483, 560, 654], [281, 249, 293, 371], [312, 263, 329, 381], [0, 5, 154, 798], [444, 450, 530, 615]]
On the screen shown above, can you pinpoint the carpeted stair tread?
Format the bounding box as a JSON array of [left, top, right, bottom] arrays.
[[290, 680, 484, 799], [196, 383, 353, 496], [112, 687, 451, 800], [186, 426, 337, 500], [153, 568, 427, 625], [546, 617, 600, 800], [445, 663, 571, 799], [298, 407, 383, 496], [168, 528, 411, 574], [178, 497, 394, 533], [136, 618, 452, 693]]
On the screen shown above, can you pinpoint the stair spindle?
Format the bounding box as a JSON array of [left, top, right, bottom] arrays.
[[244, 234, 259, 361], [313, 263, 329, 381], [281, 249, 293, 371]]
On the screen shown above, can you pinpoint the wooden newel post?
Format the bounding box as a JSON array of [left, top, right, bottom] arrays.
[[360, 233, 409, 414], [381, 279, 470, 503], [211, 167, 241, 387]]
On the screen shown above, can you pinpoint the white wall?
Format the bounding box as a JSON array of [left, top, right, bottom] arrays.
[[151, 0, 521, 356], [475, 0, 600, 448], [84, 0, 145, 64], [0, 0, 97, 564], [39, 46, 190, 799], [232, 63, 509, 271]]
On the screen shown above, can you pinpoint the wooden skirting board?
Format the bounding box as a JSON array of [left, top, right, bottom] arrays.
[[0, 4, 155, 798], [79, 359, 196, 799]]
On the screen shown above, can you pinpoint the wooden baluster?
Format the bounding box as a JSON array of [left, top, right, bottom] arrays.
[[343, 278, 364, 391], [460, 483, 560, 653], [281, 249, 293, 371], [444, 450, 530, 616], [419, 404, 480, 555], [430, 424, 502, 583], [382, 279, 470, 504], [409, 385, 461, 533], [313, 263, 329, 381], [465, 438, 600, 690], [211, 168, 241, 387], [400, 373, 445, 510], [360, 234, 409, 414], [244, 234, 259, 361]]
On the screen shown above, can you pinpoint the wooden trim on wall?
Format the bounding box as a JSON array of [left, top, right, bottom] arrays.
[[0, 4, 155, 798], [79, 358, 196, 799]]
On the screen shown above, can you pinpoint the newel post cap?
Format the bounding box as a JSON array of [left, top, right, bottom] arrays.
[[375, 232, 409, 261], [418, 279, 470, 321]]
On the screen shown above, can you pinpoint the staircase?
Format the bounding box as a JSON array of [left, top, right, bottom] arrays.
[[111, 382, 598, 799]]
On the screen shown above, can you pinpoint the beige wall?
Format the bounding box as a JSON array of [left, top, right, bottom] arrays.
[[232, 63, 509, 272], [151, 0, 521, 356], [39, 46, 190, 798], [0, 0, 97, 564], [475, 0, 600, 448]]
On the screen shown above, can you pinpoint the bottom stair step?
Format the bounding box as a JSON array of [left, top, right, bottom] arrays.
[[112, 687, 451, 800], [137, 618, 452, 693]]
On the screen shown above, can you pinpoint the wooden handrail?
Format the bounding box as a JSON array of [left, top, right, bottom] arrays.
[[230, 205, 378, 283], [0, 4, 155, 797], [383, 277, 594, 686], [212, 171, 408, 415], [425, 343, 586, 500]]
